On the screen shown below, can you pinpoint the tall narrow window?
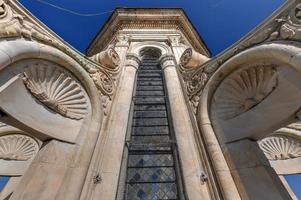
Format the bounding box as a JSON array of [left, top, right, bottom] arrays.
[[124, 48, 185, 200]]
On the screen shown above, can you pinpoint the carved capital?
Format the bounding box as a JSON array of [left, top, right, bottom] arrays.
[[115, 34, 130, 47], [159, 53, 175, 70], [125, 53, 141, 70]]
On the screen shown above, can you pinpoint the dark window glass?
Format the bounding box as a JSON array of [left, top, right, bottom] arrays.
[[125, 55, 185, 200]]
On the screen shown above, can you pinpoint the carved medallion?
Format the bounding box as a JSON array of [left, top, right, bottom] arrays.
[[23, 63, 88, 120], [212, 65, 277, 120], [259, 135, 301, 160], [0, 134, 39, 161]]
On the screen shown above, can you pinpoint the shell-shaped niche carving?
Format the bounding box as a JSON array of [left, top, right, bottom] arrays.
[[23, 63, 88, 120], [0, 134, 39, 161], [259, 135, 301, 160], [213, 65, 277, 120]]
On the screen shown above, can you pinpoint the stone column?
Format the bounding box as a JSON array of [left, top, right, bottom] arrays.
[[159, 54, 212, 199], [91, 53, 140, 200], [223, 139, 291, 200]]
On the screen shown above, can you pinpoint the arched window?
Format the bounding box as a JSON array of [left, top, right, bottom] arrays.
[[123, 47, 186, 199]]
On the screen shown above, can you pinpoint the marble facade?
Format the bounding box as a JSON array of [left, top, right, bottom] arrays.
[[0, 0, 300, 199]]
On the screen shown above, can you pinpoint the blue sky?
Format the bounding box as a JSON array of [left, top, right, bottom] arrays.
[[20, 0, 285, 55], [1, 0, 300, 198]]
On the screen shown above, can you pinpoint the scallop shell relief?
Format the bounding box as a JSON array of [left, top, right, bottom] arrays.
[[0, 134, 39, 161], [259, 135, 301, 160], [23, 63, 88, 120], [213, 65, 277, 120]]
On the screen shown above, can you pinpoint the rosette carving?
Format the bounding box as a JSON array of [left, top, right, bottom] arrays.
[[23, 63, 88, 120], [0, 134, 39, 161]]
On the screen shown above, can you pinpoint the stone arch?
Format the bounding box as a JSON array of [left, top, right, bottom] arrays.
[[0, 39, 103, 199], [199, 41, 301, 143], [198, 41, 301, 199], [128, 41, 171, 57], [0, 40, 103, 142], [139, 46, 162, 58]]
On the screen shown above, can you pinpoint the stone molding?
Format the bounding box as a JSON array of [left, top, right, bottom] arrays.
[[86, 8, 210, 57]]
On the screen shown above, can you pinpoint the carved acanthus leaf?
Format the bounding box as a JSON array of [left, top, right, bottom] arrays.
[[259, 135, 301, 160], [0, 134, 39, 161], [212, 65, 277, 120], [90, 69, 115, 98], [23, 62, 88, 120]]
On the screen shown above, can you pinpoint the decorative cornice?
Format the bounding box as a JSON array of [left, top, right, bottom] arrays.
[[86, 8, 211, 57]]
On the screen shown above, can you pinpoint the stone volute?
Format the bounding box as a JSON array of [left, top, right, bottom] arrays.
[[90, 46, 120, 69], [180, 47, 209, 68]]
